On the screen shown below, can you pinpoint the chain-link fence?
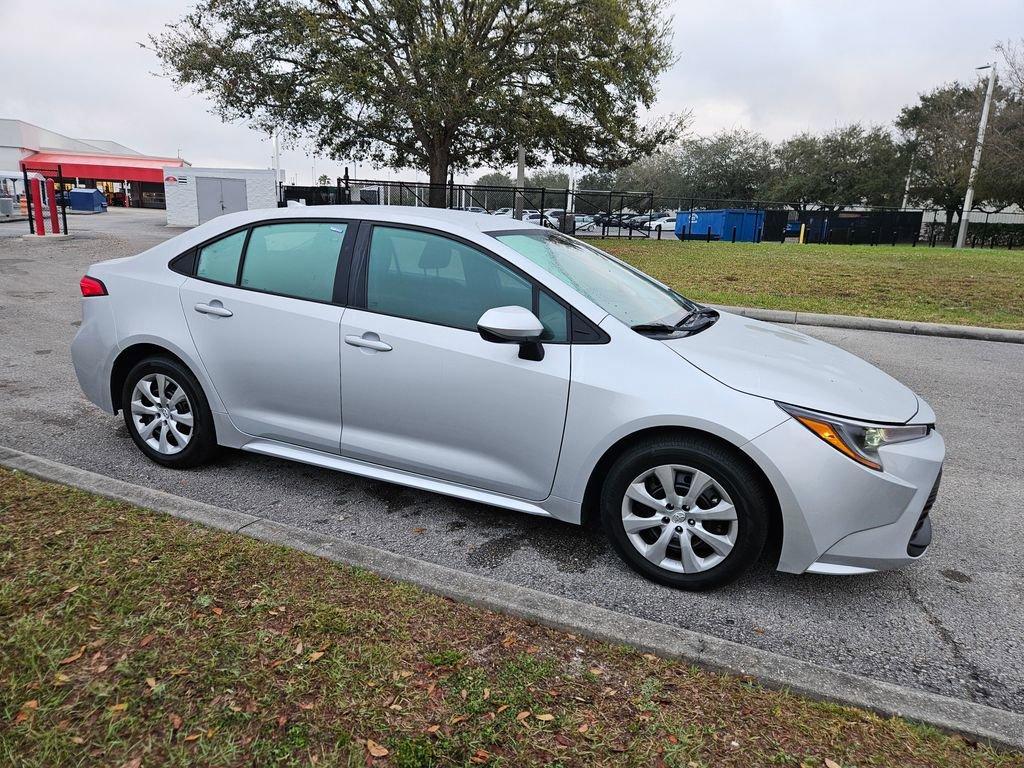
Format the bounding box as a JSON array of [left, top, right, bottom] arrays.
[[279, 179, 1024, 247]]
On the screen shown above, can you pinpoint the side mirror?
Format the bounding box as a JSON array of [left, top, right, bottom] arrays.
[[477, 305, 545, 361]]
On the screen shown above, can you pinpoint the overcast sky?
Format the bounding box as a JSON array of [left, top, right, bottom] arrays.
[[2, 0, 1020, 184]]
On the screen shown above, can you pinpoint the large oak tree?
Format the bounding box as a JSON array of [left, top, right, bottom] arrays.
[[152, 0, 680, 206]]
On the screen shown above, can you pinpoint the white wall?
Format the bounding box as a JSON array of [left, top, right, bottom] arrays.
[[164, 167, 277, 227]]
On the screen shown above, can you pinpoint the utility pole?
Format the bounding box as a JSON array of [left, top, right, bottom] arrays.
[[272, 132, 281, 203], [955, 63, 997, 249]]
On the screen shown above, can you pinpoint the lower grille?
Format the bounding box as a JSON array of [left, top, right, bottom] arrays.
[[907, 470, 941, 557]]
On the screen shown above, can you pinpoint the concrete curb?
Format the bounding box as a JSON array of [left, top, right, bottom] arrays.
[[710, 304, 1024, 345], [2, 445, 1022, 752]]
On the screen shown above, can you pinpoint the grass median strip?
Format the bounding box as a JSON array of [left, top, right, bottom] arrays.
[[599, 240, 1024, 330], [1, 469, 1020, 767]]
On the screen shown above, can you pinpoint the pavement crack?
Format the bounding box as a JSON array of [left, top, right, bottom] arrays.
[[907, 584, 990, 702]]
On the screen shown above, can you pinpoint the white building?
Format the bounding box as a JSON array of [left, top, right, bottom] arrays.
[[163, 167, 279, 227]]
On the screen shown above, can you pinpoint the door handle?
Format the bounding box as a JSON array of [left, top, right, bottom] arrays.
[[194, 302, 233, 317], [345, 334, 392, 352]]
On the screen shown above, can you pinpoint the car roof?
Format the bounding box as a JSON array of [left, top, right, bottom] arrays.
[[175, 204, 541, 249]]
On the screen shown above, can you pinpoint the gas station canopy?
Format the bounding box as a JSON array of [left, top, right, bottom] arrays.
[[21, 152, 186, 183]]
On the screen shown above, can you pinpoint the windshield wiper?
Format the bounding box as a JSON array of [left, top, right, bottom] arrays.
[[630, 322, 680, 335], [632, 307, 719, 336]]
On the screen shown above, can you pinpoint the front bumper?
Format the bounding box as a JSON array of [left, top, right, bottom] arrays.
[[745, 417, 945, 574]]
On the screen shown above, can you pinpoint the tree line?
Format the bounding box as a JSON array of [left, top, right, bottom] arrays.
[[150, 1, 1022, 226], [479, 42, 1024, 229]]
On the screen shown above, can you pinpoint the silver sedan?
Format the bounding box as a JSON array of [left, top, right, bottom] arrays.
[[71, 206, 943, 589]]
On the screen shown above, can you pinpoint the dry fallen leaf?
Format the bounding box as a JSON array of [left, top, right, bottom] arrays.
[[496, 704, 509, 714], [825, 760, 842, 768], [516, 710, 531, 722], [211, 606, 223, 616], [169, 713, 183, 730], [366, 738, 389, 758], [294, 641, 304, 655], [70, 736, 86, 745], [535, 713, 555, 722], [109, 702, 128, 713], [276, 714, 288, 728], [146, 677, 157, 690], [63, 585, 80, 594], [120, 758, 142, 768], [183, 732, 201, 742], [578, 723, 590, 733], [23, 700, 38, 710], [13, 711, 29, 725], [308, 651, 325, 662], [139, 634, 156, 648], [58, 646, 86, 665], [425, 724, 441, 734]]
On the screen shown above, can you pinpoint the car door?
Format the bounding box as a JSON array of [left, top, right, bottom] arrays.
[[339, 223, 571, 501], [179, 220, 354, 454]]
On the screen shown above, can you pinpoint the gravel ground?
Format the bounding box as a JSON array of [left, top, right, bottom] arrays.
[[1, 208, 1022, 713]]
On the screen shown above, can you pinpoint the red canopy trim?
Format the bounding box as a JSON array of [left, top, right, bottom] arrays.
[[22, 152, 187, 184]]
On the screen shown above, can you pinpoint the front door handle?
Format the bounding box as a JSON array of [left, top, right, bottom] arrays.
[[194, 301, 233, 317], [345, 333, 392, 352]]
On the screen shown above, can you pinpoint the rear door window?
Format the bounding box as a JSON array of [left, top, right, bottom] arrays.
[[195, 230, 246, 284], [240, 222, 346, 302]]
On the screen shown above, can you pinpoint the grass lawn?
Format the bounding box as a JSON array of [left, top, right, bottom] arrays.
[[597, 240, 1024, 330], [2, 469, 1021, 768]]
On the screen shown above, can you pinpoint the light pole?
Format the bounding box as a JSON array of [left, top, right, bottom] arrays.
[[955, 63, 997, 249]]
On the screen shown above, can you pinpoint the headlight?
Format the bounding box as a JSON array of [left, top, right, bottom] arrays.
[[777, 402, 931, 471]]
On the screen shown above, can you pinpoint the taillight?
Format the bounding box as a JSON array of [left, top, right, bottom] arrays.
[[80, 276, 107, 297]]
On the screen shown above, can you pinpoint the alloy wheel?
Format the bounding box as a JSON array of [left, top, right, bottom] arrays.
[[130, 373, 194, 455], [620, 464, 738, 573]]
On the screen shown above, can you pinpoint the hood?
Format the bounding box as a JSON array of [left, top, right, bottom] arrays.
[[662, 311, 920, 423]]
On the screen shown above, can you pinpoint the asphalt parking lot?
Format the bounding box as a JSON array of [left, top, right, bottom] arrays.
[[1, 208, 1022, 714]]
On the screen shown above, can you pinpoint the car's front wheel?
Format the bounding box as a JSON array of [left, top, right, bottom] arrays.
[[120, 356, 217, 468], [600, 435, 770, 590]]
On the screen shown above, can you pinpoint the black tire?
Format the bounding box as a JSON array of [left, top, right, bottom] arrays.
[[600, 435, 770, 590], [120, 356, 218, 469]]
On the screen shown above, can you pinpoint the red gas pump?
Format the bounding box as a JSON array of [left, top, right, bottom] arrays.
[[45, 178, 61, 234], [30, 178, 45, 236]]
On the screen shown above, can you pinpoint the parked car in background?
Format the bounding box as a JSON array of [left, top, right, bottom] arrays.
[[573, 215, 596, 231], [72, 206, 943, 591], [493, 207, 514, 217], [642, 216, 679, 233], [523, 212, 559, 228]]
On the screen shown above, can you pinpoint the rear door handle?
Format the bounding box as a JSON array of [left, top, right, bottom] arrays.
[[194, 302, 233, 317], [345, 334, 392, 352]]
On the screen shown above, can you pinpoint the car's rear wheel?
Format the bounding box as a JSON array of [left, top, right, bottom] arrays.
[[121, 357, 217, 468], [600, 435, 769, 590]]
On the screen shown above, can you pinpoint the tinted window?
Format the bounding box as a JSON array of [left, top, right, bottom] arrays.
[[537, 290, 568, 342], [196, 230, 246, 284], [366, 227, 533, 330], [240, 222, 346, 302]]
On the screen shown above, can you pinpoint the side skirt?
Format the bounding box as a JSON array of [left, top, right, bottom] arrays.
[[239, 438, 582, 524]]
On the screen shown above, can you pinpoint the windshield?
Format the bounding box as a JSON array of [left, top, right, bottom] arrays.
[[491, 230, 695, 327]]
